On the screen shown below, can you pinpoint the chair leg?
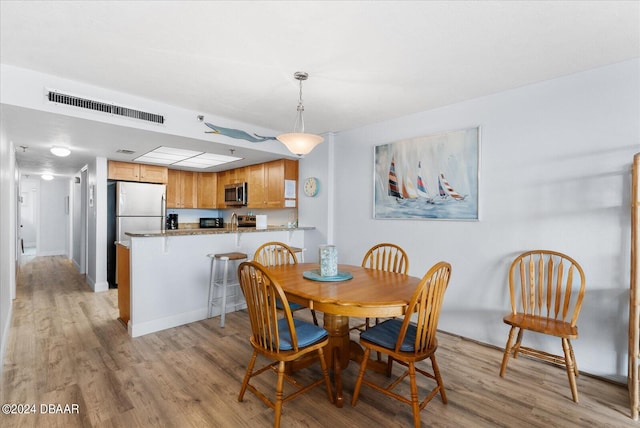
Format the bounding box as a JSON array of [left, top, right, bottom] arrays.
[[431, 354, 447, 404], [512, 328, 524, 359], [499, 326, 517, 377], [317, 347, 334, 404], [386, 355, 394, 377], [568, 339, 579, 376], [562, 338, 579, 403], [274, 361, 286, 428], [238, 351, 258, 401], [351, 348, 371, 406], [408, 362, 421, 428], [220, 258, 229, 328]]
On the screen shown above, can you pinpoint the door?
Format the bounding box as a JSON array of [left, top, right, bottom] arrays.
[[19, 177, 39, 251]]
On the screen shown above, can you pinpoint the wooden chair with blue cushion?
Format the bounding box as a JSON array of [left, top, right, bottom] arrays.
[[254, 241, 318, 325], [351, 261, 451, 428], [352, 243, 410, 332], [499, 250, 586, 402], [237, 261, 334, 428]]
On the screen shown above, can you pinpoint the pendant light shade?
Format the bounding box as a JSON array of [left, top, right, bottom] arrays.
[[277, 72, 324, 156], [276, 132, 324, 156]]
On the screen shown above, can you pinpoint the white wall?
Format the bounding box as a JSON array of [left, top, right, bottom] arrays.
[[329, 59, 640, 382], [71, 170, 84, 272], [86, 157, 109, 292], [298, 133, 335, 261], [0, 110, 17, 374]]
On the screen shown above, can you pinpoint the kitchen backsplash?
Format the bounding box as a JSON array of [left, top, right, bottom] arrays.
[[167, 208, 298, 227]]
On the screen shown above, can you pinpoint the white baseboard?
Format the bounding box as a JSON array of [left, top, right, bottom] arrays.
[[93, 281, 109, 293], [129, 308, 208, 338], [0, 303, 13, 376], [35, 250, 66, 257]]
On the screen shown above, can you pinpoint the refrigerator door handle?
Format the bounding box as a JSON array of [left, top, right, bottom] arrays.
[[161, 193, 166, 231]]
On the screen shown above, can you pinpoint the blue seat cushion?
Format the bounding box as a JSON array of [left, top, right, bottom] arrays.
[[277, 318, 328, 351], [275, 297, 304, 311], [360, 319, 416, 352]]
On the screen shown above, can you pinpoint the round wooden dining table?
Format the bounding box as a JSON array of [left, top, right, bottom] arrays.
[[265, 262, 421, 407]]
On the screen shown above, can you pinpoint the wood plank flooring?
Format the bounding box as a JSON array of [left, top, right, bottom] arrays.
[[0, 255, 635, 427]]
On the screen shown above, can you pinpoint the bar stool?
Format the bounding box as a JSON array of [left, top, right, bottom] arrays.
[[289, 246, 306, 262], [207, 251, 248, 327]]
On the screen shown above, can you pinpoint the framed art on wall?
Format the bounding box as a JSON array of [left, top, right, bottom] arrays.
[[373, 127, 480, 220]]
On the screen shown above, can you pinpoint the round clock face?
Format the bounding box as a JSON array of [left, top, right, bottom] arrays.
[[304, 177, 319, 197]]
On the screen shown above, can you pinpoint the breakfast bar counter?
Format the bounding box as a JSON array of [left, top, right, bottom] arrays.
[[126, 225, 315, 238], [122, 226, 314, 337]]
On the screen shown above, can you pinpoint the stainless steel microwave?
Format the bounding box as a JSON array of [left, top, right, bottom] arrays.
[[224, 182, 247, 206]]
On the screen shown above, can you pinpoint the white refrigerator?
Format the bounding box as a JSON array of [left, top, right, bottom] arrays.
[[116, 181, 166, 242]]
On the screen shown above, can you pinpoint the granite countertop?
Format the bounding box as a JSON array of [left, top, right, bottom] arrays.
[[125, 225, 314, 238]]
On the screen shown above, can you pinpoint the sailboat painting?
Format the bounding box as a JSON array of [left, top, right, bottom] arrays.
[[374, 127, 479, 220]]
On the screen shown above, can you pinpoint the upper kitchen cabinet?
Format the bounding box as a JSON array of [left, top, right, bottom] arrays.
[[108, 161, 168, 184], [248, 159, 298, 208], [227, 166, 247, 184], [247, 164, 265, 209], [140, 164, 169, 184], [197, 172, 218, 209], [167, 169, 197, 208], [216, 170, 229, 206]]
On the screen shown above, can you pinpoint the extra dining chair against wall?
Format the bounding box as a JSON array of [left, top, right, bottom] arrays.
[[354, 243, 410, 331], [499, 250, 586, 403], [254, 241, 318, 325], [237, 261, 334, 428], [352, 261, 451, 428]]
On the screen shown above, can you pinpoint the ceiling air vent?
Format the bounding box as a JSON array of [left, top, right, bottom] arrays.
[[47, 90, 164, 124]]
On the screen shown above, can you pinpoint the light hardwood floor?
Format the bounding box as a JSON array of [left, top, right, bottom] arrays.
[[0, 255, 634, 427]]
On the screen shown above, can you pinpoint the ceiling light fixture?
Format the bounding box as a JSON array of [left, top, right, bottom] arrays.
[[277, 71, 324, 156], [41, 174, 54, 181], [50, 146, 71, 157]]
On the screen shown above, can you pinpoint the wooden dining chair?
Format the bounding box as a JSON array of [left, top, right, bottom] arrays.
[[237, 261, 334, 428], [254, 241, 318, 325], [351, 261, 451, 428], [499, 250, 586, 403], [353, 243, 409, 331]]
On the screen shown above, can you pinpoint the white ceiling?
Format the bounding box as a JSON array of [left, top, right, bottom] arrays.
[[1, 1, 638, 177]]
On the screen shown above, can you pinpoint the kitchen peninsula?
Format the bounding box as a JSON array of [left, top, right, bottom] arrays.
[[120, 225, 314, 337]]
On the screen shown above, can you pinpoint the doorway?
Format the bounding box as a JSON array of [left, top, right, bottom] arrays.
[[19, 176, 39, 256]]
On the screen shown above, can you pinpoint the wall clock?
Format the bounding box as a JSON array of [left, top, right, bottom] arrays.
[[303, 177, 319, 197]]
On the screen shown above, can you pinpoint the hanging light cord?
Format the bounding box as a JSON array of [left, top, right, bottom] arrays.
[[294, 76, 306, 133]]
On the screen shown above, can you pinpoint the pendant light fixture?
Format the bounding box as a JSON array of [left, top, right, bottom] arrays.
[[277, 71, 324, 156]]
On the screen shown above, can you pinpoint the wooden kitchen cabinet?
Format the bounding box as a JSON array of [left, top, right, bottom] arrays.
[[197, 172, 218, 209], [227, 166, 247, 184], [108, 160, 140, 181], [140, 164, 168, 184], [167, 169, 197, 208], [248, 159, 298, 208], [216, 170, 229, 206], [247, 163, 265, 209], [267, 159, 297, 208], [108, 160, 168, 184], [116, 243, 130, 325]]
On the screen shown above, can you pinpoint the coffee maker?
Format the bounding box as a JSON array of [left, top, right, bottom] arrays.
[[166, 213, 178, 230]]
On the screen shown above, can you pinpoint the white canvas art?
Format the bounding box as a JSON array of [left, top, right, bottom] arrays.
[[374, 127, 480, 220]]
